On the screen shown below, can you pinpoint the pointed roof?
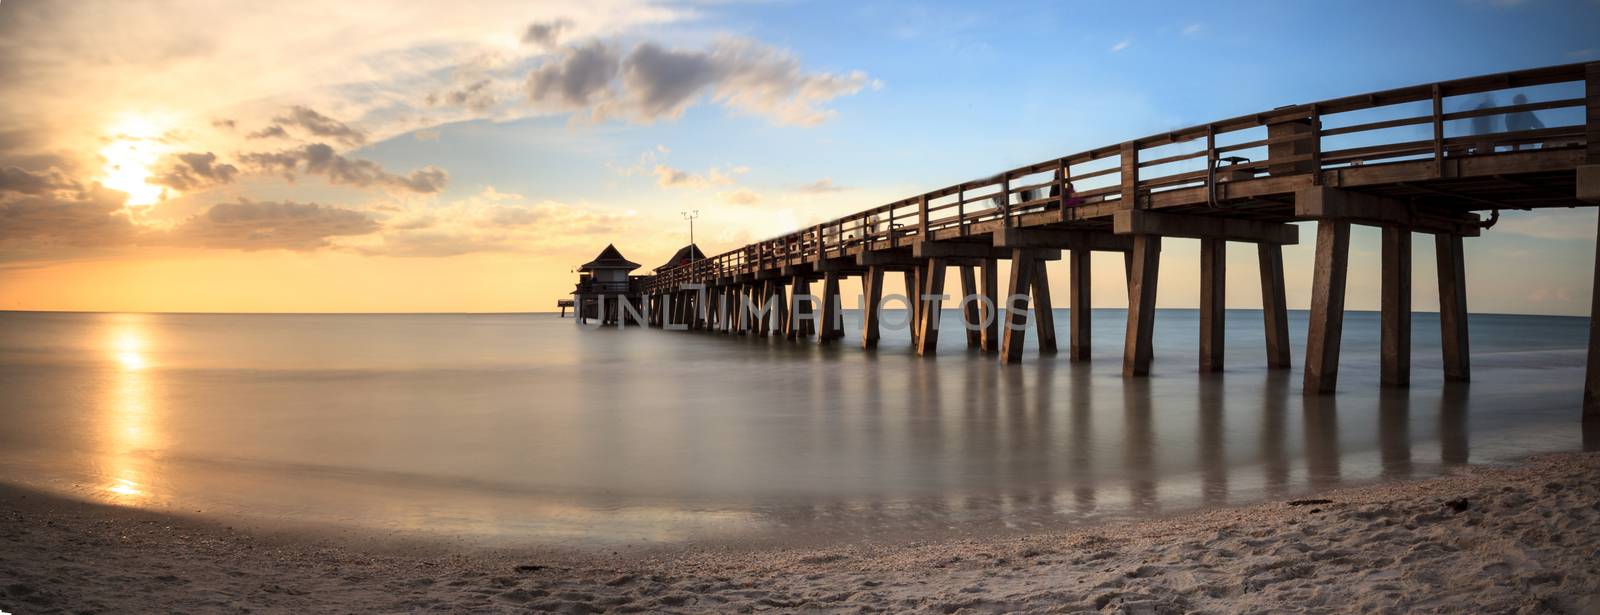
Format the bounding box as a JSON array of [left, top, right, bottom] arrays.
[[655, 243, 706, 273], [579, 244, 641, 271]]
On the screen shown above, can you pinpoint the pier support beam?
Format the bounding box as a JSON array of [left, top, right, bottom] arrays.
[[1122, 235, 1161, 377], [1258, 244, 1291, 369], [904, 268, 923, 347], [1584, 167, 1600, 417], [819, 272, 843, 343], [1070, 248, 1091, 362], [1032, 260, 1058, 354], [1000, 250, 1036, 364], [757, 281, 774, 336], [959, 265, 982, 349], [771, 280, 789, 338], [979, 259, 1000, 354], [861, 266, 885, 349], [1304, 221, 1351, 395], [917, 259, 947, 356], [1199, 239, 1225, 372], [1381, 228, 1412, 387], [1435, 233, 1470, 382]]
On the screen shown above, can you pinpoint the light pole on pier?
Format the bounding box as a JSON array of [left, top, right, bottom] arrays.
[[682, 210, 700, 246]]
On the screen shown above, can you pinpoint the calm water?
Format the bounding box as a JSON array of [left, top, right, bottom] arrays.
[[0, 310, 1592, 549]]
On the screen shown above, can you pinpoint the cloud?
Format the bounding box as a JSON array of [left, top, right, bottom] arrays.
[[719, 189, 760, 205], [528, 37, 874, 126], [652, 164, 743, 189], [247, 125, 290, 140], [522, 19, 573, 49], [151, 152, 239, 191], [796, 178, 845, 193], [526, 39, 623, 108], [266, 106, 368, 146], [163, 199, 380, 251], [211, 118, 237, 130], [1571, 48, 1600, 59], [1110, 39, 1131, 53], [0, 185, 133, 248], [427, 78, 497, 113], [241, 143, 448, 193], [1181, 23, 1204, 35], [0, 166, 78, 195], [357, 187, 632, 257]]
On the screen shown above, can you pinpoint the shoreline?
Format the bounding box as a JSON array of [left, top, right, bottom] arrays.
[[4, 453, 1599, 613]]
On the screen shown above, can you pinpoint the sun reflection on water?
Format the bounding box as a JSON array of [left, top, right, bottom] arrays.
[[100, 314, 161, 503]]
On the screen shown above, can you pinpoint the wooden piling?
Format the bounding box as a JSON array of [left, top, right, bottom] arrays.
[[904, 268, 923, 347], [1304, 221, 1351, 395], [1070, 247, 1091, 362], [1381, 228, 1412, 387], [959, 265, 981, 349], [1258, 244, 1291, 369], [980, 259, 1000, 354], [1200, 238, 1225, 372], [862, 266, 885, 349], [1032, 259, 1058, 354], [1123, 235, 1161, 377], [1000, 250, 1035, 364], [917, 259, 947, 356], [1435, 233, 1470, 382], [819, 272, 843, 343]]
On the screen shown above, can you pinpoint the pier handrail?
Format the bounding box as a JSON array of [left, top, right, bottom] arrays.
[[642, 62, 1594, 293]]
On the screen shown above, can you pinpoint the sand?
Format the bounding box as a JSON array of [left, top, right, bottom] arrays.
[[3, 453, 1600, 614]]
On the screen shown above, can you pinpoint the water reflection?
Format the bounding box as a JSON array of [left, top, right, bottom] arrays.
[[99, 314, 160, 503], [0, 312, 1591, 548]]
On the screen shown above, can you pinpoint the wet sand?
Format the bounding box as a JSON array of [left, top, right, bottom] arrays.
[[3, 453, 1599, 613]]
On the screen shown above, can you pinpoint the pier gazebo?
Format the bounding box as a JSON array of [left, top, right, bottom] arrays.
[[572, 244, 643, 324]]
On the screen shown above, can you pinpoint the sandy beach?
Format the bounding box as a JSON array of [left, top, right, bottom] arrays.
[[1, 453, 1596, 614]]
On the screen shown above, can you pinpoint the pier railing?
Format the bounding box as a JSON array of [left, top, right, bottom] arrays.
[[643, 62, 1594, 293]]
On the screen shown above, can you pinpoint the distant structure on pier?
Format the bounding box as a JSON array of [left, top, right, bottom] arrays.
[[655, 244, 706, 274], [571, 244, 642, 324]]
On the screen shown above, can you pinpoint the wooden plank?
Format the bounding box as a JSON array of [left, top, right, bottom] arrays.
[[980, 259, 1000, 354], [861, 266, 884, 349], [1436, 233, 1471, 382], [1000, 249, 1035, 364], [1070, 247, 1091, 362], [993, 226, 1135, 251], [1119, 141, 1139, 208], [1032, 259, 1058, 354], [1258, 243, 1291, 369], [1304, 221, 1351, 395], [1199, 238, 1225, 372], [959, 265, 981, 348], [1381, 228, 1412, 387], [1580, 165, 1600, 202], [1123, 235, 1161, 377], [1113, 210, 1298, 244], [917, 259, 947, 356], [1588, 62, 1599, 164], [1295, 186, 1483, 236]]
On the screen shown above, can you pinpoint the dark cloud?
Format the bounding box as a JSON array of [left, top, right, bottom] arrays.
[[0, 185, 132, 248], [247, 124, 289, 140], [247, 106, 366, 146], [427, 78, 496, 113], [526, 40, 620, 108], [211, 118, 237, 130], [522, 19, 572, 49], [524, 38, 873, 125], [165, 200, 379, 251], [241, 143, 448, 193], [151, 152, 239, 191], [0, 166, 77, 195]]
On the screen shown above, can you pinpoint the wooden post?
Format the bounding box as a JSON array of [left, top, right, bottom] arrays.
[[757, 281, 773, 336], [1123, 235, 1161, 377], [1199, 238, 1225, 372], [1304, 221, 1351, 395], [959, 265, 981, 348], [1258, 244, 1291, 369], [980, 259, 1000, 354], [1435, 233, 1470, 382], [1120, 141, 1139, 208], [790, 276, 813, 339], [917, 259, 947, 356], [1587, 209, 1600, 417], [1032, 259, 1057, 354], [1381, 228, 1412, 387], [1070, 247, 1091, 362], [862, 266, 884, 349], [819, 272, 843, 343], [904, 268, 923, 347], [1000, 250, 1035, 364], [772, 279, 790, 339]]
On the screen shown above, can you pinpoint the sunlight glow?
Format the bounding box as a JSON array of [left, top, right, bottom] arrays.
[[99, 116, 170, 207]]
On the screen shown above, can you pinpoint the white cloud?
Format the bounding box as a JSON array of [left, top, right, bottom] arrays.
[[1109, 39, 1131, 53]]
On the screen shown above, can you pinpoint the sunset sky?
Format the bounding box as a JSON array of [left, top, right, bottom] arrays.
[[2, 0, 1599, 314]]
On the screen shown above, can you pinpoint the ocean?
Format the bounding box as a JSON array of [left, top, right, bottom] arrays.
[[0, 309, 1590, 549]]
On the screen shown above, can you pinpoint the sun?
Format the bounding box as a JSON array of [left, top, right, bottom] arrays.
[[99, 115, 171, 207]]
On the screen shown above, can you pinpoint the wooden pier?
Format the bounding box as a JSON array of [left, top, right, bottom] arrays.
[[615, 62, 1600, 413]]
